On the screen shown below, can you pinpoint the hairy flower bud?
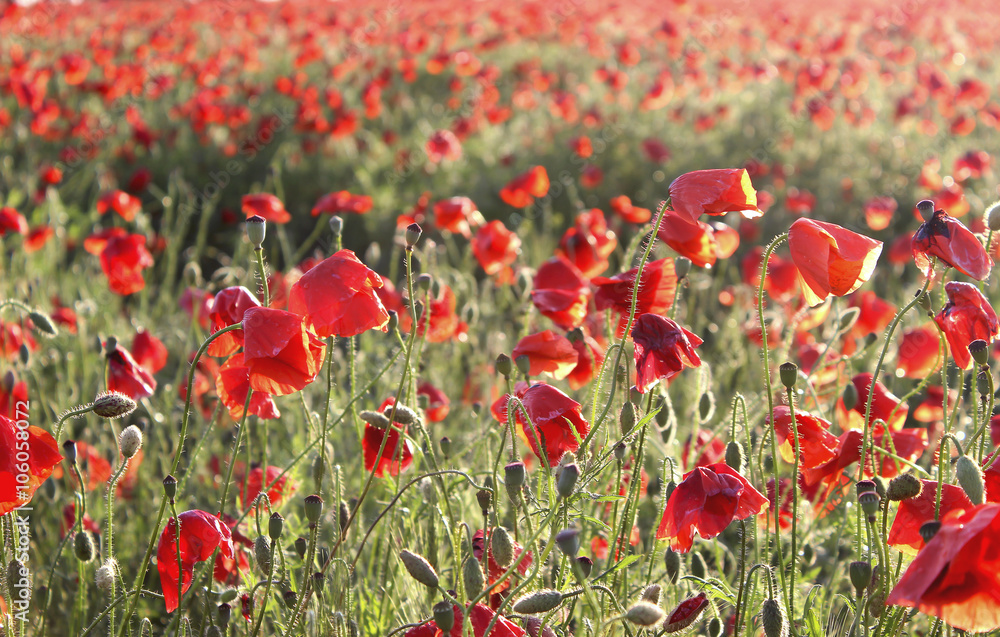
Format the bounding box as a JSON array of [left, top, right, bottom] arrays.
[[75, 531, 96, 562], [491, 527, 515, 567], [512, 589, 562, 614], [887, 474, 922, 501], [119, 425, 143, 459], [626, 601, 665, 627], [956, 455, 986, 505], [93, 391, 137, 419], [399, 550, 439, 589], [725, 440, 745, 473], [463, 555, 485, 598], [761, 598, 789, 637], [28, 310, 57, 336], [254, 536, 272, 573]]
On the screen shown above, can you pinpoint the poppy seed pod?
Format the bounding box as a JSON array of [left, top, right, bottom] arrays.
[[304, 494, 323, 525], [119, 425, 143, 459], [282, 590, 297, 608], [476, 488, 491, 514], [93, 390, 137, 419], [555, 528, 580, 557], [969, 339, 990, 366], [916, 199, 935, 221], [856, 479, 877, 495], [505, 462, 526, 490], [246, 215, 266, 249], [462, 556, 485, 597], [849, 561, 873, 595], [433, 601, 455, 633], [956, 455, 986, 505], [405, 223, 422, 247], [858, 491, 881, 518], [664, 548, 681, 583], [163, 474, 177, 502], [512, 589, 562, 614], [575, 555, 593, 578], [778, 361, 798, 389], [386, 310, 399, 332], [268, 513, 284, 540], [439, 436, 452, 458], [761, 598, 788, 637], [495, 353, 513, 377], [218, 603, 232, 628], [294, 537, 307, 560], [887, 474, 922, 501], [399, 550, 438, 589], [328, 215, 343, 237], [627, 601, 666, 627], [491, 527, 515, 567], [515, 354, 532, 377]]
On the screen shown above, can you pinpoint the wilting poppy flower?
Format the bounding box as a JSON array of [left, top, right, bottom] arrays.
[[403, 602, 525, 637], [656, 462, 767, 552], [472, 529, 532, 593], [106, 340, 157, 399], [934, 281, 1000, 369], [566, 329, 604, 391], [668, 168, 759, 224], [433, 197, 479, 237], [500, 166, 549, 208], [157, 510, 235, 612], [491, 382, 590, 466], [888, 480, 972, 555], [531, 256, 590, 330], [131, 329, 167, 374], [594, 258, 678, 337], [241, 193, 289, 224], [557, 208, 618, 278], [887, 503, 1000, 632], [242, 307, 326, 395], [216, 354, 280, 421], [97, 190, 142, 222], [311, 191, 373, 216], [100, 234, 154, 295], [239, 465, 293, 509], [472, 220, 520, 277], [609, 195, 651, 224], [663, 592, 710, 633], [511, 331, 579, 380], [788, 218, 882, 307], [897, 324, 941, 378], [631, 314, 702, 393], [0, 207, 28, 236], [288, 250, 389, 338], [864, 196, 898, 231], [0, 414, 62, 516], [207, 287, 261, 357], [417, 382, 449, 422], [363, 400, 415, 477], [912, 207, 991, 280], [768, 406, 839, 470]]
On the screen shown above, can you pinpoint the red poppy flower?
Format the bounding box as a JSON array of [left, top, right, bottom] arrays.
[[241, 193, 289, 224], [842, 373, 907, 430], [566, 330, 604, 391], [363, 399, 415, 477], [52, 441, 111, 492], [768, 406, 839, 469], [609, 195, 651, 224], [594, 258, 678, 337], [667, 168, 760, 224], [912, 207, 991, 280], [863, 196, 897, 231], [0, 322, 35, 362], [511, 331, 579, 380], [491, 382, 590, 466], [417, 381, 450, 422], [242, 307, 326, 396], [425, 129, 462, 163], [741, 247, 799, 302], [887, 503, 1000, 632], [848, 291, 896, 338], [311, 191, 373, 216], [934, 281, 999, 369], [100, 234, 154, 295], [433, 197, 479, 237], [157, 510, 235, 612], [788, 218, 882, 307], [472, 529, 532, 593], [61, 503, 100, 539], [656, 214, 724, 268], [663, 592, 710, 633], [288, 250, 390, 338], [0, 414, 62, 516], [403, 603, 525, 637], [0, 377, 27, 420], [897, 324, 941, 378], [239, 465, 293, 509], [802, 426, 927, 496], [888, 480, 972, 555], [472, 220, 520, 277], [97, 190, 141, 222], [132, 329, 167, 374], [656, 462, 768, 552], [954, 150, 991, 182], [531, 256, 590, 330], [580, 164, 603, 188], [0, 207, 27, 236], [785, 187, 816, 215], [107, 340, 157, 399], [631, 314, 702, 393], [181, 287, 215, 330], [500, 166, 549, 208], [216, 353, 280, 421], [412, 285, 463, 343], [50, 298, 78, 334], [207, 287, 261, 357]]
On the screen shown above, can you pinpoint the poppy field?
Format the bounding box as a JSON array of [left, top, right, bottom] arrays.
[[6, 0, 1000, 635]]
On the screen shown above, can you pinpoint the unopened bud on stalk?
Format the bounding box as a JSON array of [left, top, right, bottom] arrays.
[[620, 402, 637, 436], [491, 527, 514, 567], [405, 223, 422, 247], [119, 425, 143, 459], [96, 560, 116, 593], [433, 602, 455, 633], [7, 559, 28, 600], [708, 617, 723, 637], [978, 370, 991, 398], [640, 584, 662, 604], [761, 598, 789, 637], [626, 601, 665, 627], [664, 548, 681, 583], [690, 551, 707, 579], [63, 440, 78, 464], [842, 382, 859, 411], [246, 215, 266, 249], [28, 310, 57, 336], [726, 440, 745, 473], [849, 561, 872, 595], [557, 462, 580, 498], [463, 556, 484, 597], [387, 404, 419, 426], [956, 455, 986, 505], [359, 410, 391, 429], [294, 537, 307, 560], [399, 550, 438, 589], [254, 536, 272, 572], [74, 531, 96, 562], [93, 391, 137, 419], [887, 474, 922, 501], [779, 362, 798, 389], [19, 343, 29, 364], [988, 201, 1000, 232], [575, 556, 593, 578], [512, 589, 562, 614], [614, 442, 627, 462], [917, 289, 932, 313]]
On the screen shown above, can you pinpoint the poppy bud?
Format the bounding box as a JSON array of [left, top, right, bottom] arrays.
[[837, 306, 861, 334], [433, 601, 455, 633], [512, 589, 562, 614], [919, 520, 941, 544], [63, 440, 78, 464], [989, 201, 1000, 232], [74, 530, 96, 562], [620, 402, 637, 436], [405, 223, 422, 247], [555, 528, 580, 557], [969, 339, 990, 366], [698, 392, 714, 420], [496, 353, 513, 378], [886, 474, 922, 501], [663, 480, 677, 501], [415, 273, 432, 293], [462, 556, 484, 597], [690, 551, 707, 579], [842, 382, 859, 411], [119, 425, 143, 459], [663, 592, 709, 633], [93, 390, 138, 419], [575, 555, 593, 578], [28, 310, 57, 336], [163, 474, 177, 502], [641, 584, 662, 604], [339, 500, 350, 535], [218, 603, 232, 628], [557, 462, 580, 498], [439, 436, 452, 458], [293, 536, 308, 561], [96, 560, 116, 594], [849, 561, 872, 595], [725, 440, 745, 473], [916, 199, 935, 221], [491, 527, 514, 567], [614, 442, 627, 462], [708, 617, 723, 637], [386, 310, 399, 332], [630, 385, 643, 404], [359, 410, 391, 429], [399, 550, 439, 589], [778, 361, 798, 389], [476, 488, 491, 514], [674, 256, 692, 280], [268, 512, 284, 540], [956, 454, 986, 505], [626, 601, 666, 627], [761, 598, 788, 637], [18, 343, 29, 365], [255, 536, 272, 572], [388, 404, 419, 426], [515, 354, 531, 377], [1, 370, 13, 394], [246, 215, 266, 249], [328, 215, 344, 237], [7, 559, 28, 602], [664, 548, 681, 583], [916, 290, 932, 314]]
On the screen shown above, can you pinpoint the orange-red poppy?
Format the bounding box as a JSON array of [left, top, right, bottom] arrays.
[[241, 307, 326, 395], [311, 191, 373, 216], [896, 324, 941, 378], [131, 328, 168, 374], [788, 218, 882, 307], [288, 250, 389, 338], [934, 281, 999, 369], [239, 465, 293, 509], [912, 207, 991, 280], [432, 197, 479, 237], [631, 314, 702, 393], [207, 287, 260, 357], [557, 208, 617, 279], [667, 168, 759, 224], [0, 207, 27, 236], [106, 340, 157, 399], [97, 190, 142, 222], [216, 353, 280, 421], [157, 510, 235, 612], [768, 406, 839, 469], [511, 330, 579, 380], [530, 256, 590, 330], [471, 528, 532, 594], [842, 372, 908, 430], [0, 414, 62, 516], [416, 381, 450, 422], [99, 233, 154, 296], [491, 382, 589, 466], [888, 480, 972, 555], [500, 166, 549, 208], [566, 329, 604, 391], [403, 603, 525, 637], [741, 247, 799, 302], [656, 213, 736, 268], [241, 193, 289, 224], [362, 398, 415, 478], [594, 258, 678, 337], [472, 220, 520, 277], [863, 196, 897, 231], [609, 195, 651, 224]]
